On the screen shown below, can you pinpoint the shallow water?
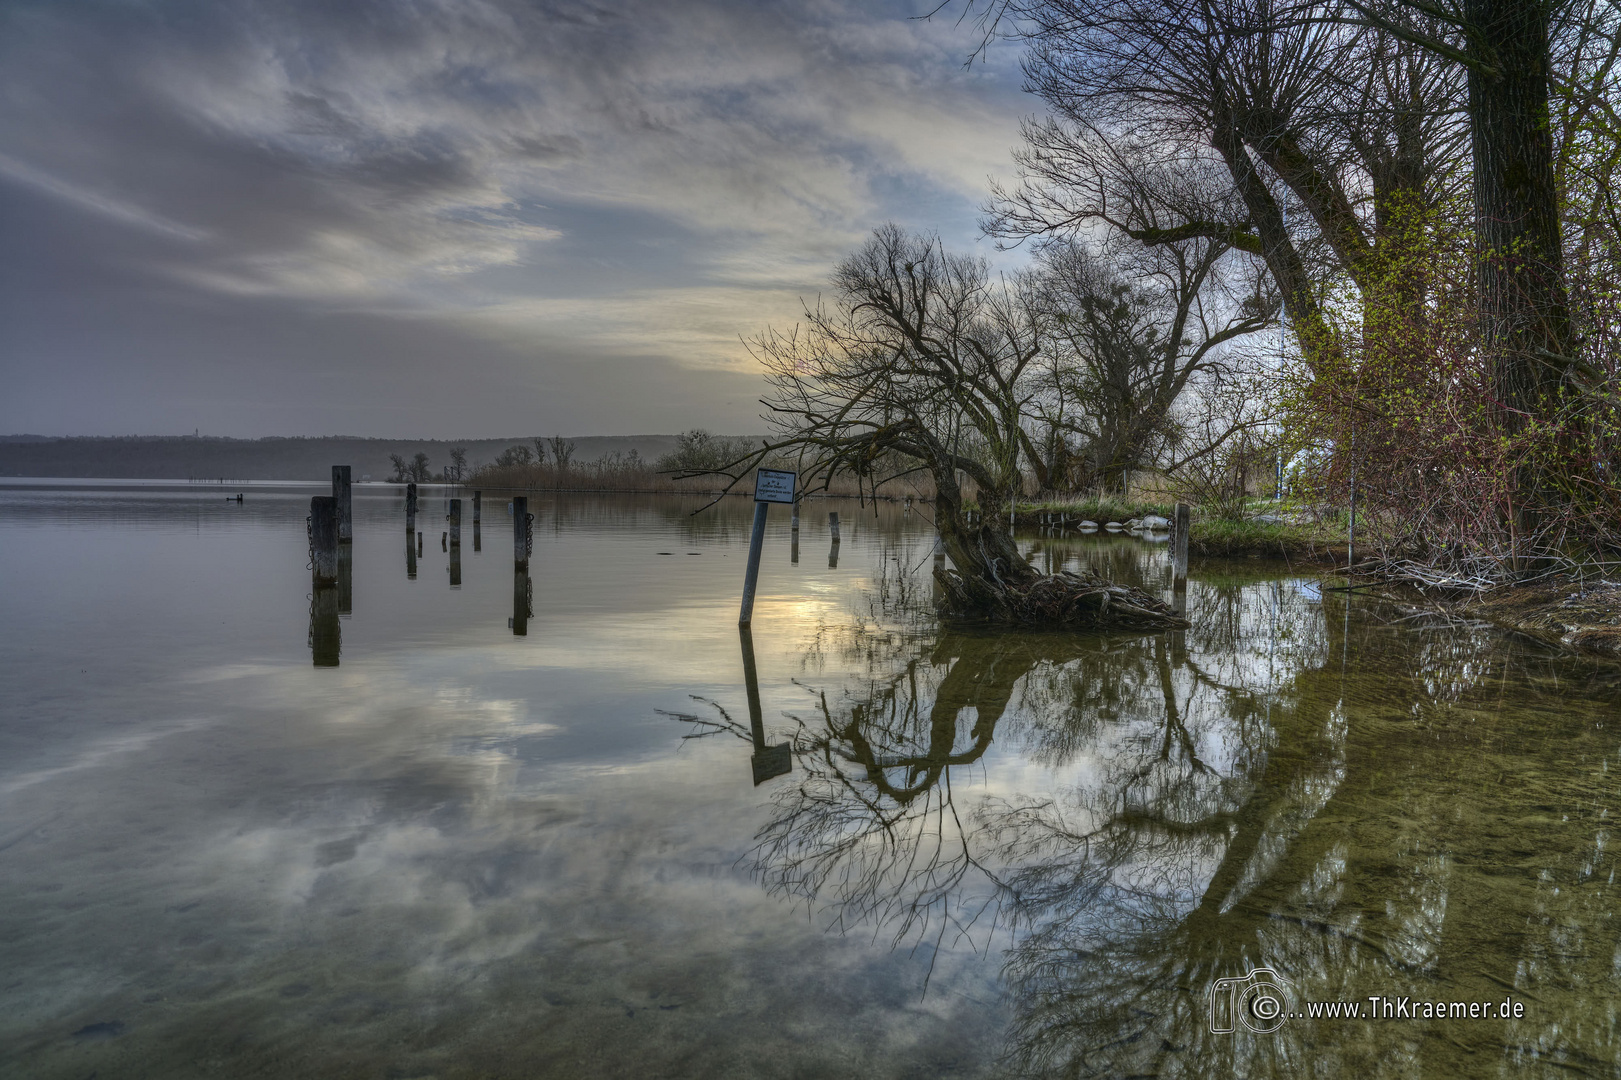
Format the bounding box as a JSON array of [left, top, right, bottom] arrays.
[[1, 483, 1618, 1078]]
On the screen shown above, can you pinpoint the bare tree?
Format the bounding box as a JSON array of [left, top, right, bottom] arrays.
[[545, 435, 576, 471], [747, 225, 1046, 585], [1031, 234, 1276, 493]]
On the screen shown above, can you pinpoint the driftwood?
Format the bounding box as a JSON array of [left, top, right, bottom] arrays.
[[934, 566, 1190, 630]]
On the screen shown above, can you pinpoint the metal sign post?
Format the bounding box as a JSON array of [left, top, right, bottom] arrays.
[[739, 469, 796, 625]]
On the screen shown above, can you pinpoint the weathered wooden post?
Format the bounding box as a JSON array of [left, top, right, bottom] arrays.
[[310, 496, 338, 587], [473, 522, 481, 553], [449, 544, 462, 589], [337, 544, 353, 616], [416, 531, 423, 557], [1172, 501, 1190, 615], [406, 482, 417, 534], [513, 496, 530, 568], [511, 568, 530, 635], [472, 490, 481, 524], [448, 499, 462, 546], [332, 466, 352, 543], [311, 587, 340, 667], [740, 468, 796, 625], [1173, 502, 1190, 579], [828, 511, 840, 540], [739, 625, 791, 785], [406, 530, 417, 579]]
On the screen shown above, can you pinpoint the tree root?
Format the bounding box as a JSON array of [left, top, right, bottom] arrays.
[[934, 567, 1190, 630]]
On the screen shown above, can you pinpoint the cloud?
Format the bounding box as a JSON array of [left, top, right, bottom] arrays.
[[0, 0, 1033, 435]]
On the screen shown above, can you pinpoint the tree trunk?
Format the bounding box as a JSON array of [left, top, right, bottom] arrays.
[[933, 475, 1034, 588], [1465, 0, 1574, 566]]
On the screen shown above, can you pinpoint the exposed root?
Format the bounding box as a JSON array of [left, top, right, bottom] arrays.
[[934, 567, 1189, 630]]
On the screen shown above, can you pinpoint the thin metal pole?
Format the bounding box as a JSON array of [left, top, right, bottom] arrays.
[[739, 501, 769, 625]]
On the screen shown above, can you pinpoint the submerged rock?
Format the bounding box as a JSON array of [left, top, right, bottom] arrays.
[[1104, 521, 1125, 531], [1142, 514, 1171, 530], [1078, 520, 1099, 531]]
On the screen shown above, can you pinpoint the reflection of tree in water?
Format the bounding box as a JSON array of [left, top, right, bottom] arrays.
[[683, 578, 1621, 1077]]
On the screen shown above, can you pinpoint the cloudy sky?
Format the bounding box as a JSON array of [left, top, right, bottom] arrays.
[[0, 0, 1036, 438]]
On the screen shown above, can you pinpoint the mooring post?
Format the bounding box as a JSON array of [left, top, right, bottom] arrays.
[[332, 466, 352, 543], [740, 625, 791, 785], [311, 587, 340, 667], [738, 501, 770, 625], [1173, 501, 1190, 588], [828, 511, 840, 540], [310, 496, 339, 586], [406, 482, 417, 534], [511, 567, 530, 635], [337, 544, 353, 616], [513, 496, 530, 568], [449, 545, 462, 589], [406, 531, 417, 580], [472, 490, 481, 524], [473, 522, 481, 553], [449, 499, 462, 547]]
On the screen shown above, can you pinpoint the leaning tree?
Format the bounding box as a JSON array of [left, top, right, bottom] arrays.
[[728, 224, 1185, 627]]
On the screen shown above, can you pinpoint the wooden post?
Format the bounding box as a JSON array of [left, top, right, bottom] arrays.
[[511, 568, 530, 635], [473, 522, 481, 553], [406, 530, 417, 579], [406, 482, 417, 534], [416, 531, 423, 557], [449, 499, 462, 546], [448, 545, 461, 589], [738, 501, 770, 625], [828, 536, 840, 569], [472, 490, 482, 524], [332, 466, 352, 543], [310, 496, 338, 586], [311, 586, 340, 667], [740, 626, 791, 785], [1173, 501, 1190, 597], [791, 500, 800, 532], [337, 545, 353, 616], [828, 511, 840, 540], [513, 496, 529, 567]]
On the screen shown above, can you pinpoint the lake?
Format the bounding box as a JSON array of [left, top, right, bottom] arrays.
[[1, 482, 1618, 1078]]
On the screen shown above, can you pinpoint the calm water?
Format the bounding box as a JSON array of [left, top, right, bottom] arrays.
[[1, 483, 1619, 1078]]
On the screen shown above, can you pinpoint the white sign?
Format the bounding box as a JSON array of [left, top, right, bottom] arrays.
[[753, 469, 797, 504]]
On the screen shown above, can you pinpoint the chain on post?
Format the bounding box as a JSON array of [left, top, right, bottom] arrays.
[[524, 512, 534, 557]]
